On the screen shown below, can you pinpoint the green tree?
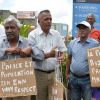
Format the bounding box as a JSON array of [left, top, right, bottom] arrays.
[[0, 16, 5, 24]]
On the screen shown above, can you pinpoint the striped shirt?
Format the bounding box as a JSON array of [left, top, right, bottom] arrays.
[[28, 27, 67, 71]]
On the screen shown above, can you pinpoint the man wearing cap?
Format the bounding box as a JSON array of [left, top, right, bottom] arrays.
[[66, 21, 99, 100], [77, 14, 100, 42]]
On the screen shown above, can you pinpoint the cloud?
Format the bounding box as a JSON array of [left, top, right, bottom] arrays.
[[0, 0, 3, 4], [0, 0, 73, 30]]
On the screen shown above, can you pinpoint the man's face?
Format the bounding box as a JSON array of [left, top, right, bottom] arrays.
[[4, 21, 19, 40], [78, 25, 90, 38], [38, 12, 52, 33], [86, 16, 95, 25]]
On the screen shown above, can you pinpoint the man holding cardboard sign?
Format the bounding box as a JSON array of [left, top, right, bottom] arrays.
[[87, 46, 100, 100], [0, 15, 45, 100], [66, 21, 99, 100]]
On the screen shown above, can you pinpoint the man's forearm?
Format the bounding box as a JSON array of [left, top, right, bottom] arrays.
[[45, 52, 52, 59], [66, 55, 72, 74]]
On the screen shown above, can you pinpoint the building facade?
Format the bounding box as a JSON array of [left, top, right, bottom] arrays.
[[51, 23, 68, 37]]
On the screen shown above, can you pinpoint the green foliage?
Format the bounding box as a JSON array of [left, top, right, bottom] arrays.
[[20, 25, 31, 38], [60, 52, 68, 87], [0, 16, 5, 24]]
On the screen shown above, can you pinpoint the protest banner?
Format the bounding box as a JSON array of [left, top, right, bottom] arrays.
[[0, 57, 37, 97], [48, 80, 65, 100], [87, 46, 100, 87]]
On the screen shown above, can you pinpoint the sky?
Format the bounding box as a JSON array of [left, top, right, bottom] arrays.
[[0, 0, 73, 31]]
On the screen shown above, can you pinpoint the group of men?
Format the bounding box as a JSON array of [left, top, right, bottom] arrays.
[[0, 10, 66, 100], [0, 10, 100, 100]]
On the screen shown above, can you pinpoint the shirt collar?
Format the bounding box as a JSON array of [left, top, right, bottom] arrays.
[[18, 36, 23, 43], [38, 26, 53, 36], [77, 37, 91, 44], [3, 36, 23, 44]]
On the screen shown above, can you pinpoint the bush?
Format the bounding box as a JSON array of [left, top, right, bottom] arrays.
[[20, 25, 31, 37], [60, 52, 68, 87]]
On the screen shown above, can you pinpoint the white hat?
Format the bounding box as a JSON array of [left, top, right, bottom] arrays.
[[76, 21, 91, 30]]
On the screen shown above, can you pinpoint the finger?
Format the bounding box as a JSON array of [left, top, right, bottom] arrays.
[[19, 51, 27, 57], [14, 48, 21, 54]]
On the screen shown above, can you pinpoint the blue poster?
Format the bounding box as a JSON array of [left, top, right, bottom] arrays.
[[72, 1, 100, 37], [74, 0, 100, 3]]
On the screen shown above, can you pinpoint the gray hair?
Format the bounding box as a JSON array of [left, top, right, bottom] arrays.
[[38, 10, 51, 20], [3, 15, 21, 27], [38, 10, 50, 17], [86, 14, 96, 20]]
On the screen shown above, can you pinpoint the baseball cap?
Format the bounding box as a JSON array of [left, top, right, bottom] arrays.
[[76, 21, 91, 30]]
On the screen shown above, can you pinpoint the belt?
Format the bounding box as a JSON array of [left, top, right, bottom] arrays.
[[71, 71, 89, 78], [35, 69, 55, 73]]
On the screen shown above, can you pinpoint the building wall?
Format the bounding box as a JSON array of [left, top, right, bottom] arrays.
[[0, 10, 37, 26], [51, 23, 68, 36], [18, 19, 37, 26]]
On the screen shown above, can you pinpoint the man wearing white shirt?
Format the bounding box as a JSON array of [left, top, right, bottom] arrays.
[[28, 10, 66, 100]]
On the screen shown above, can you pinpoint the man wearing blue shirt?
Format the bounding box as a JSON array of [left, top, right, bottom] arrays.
[[66, 21, 99, 100], [0, 15, 45, 100]]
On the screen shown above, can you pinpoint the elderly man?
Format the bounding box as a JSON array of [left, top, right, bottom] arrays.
[[86, 14, 100, 42], [86, 14, 100, 100], [66, 21, 99, 100], [28, 10, 66, 100], [0, 15, 45, 100]]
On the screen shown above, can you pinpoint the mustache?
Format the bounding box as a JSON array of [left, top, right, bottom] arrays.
[[6, 32, 17, 36], [6, 32, 19, 40], [6, 32, 13, 35], [6, 32, 19, 39]]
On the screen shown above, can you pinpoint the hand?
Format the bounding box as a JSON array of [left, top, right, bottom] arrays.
[[66, 73, 70, 80], [19, 50, 27, 57], [49, 46, 57, 57], [20, 47, 32, 57], [57, 52, 64, 64], [45, 46, 57, 59], [6, 47, 21, 54]]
